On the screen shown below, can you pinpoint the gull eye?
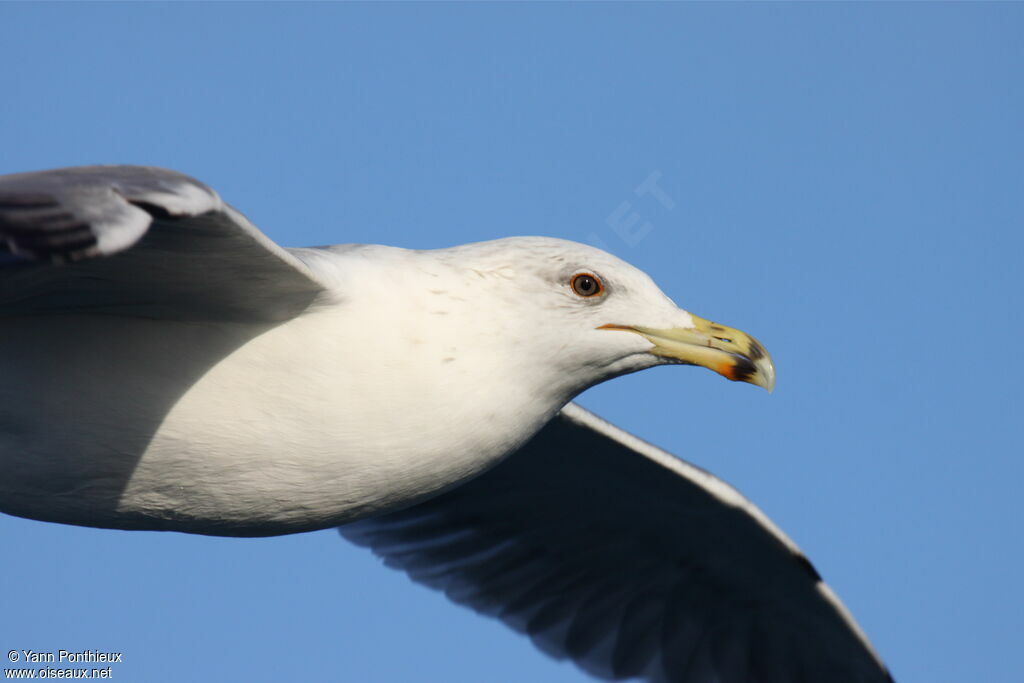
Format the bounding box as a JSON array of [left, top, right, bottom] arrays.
[[570, 273, 604, 298]]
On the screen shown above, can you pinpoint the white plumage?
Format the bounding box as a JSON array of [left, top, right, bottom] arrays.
[[0, 166, 890, 682]]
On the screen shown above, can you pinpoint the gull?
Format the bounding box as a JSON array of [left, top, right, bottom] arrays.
[[0, 166, 893, 682]]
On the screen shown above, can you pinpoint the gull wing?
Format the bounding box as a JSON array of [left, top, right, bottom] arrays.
[[0, 165, 325, 320], [340, 403, 893, 683], [0, 166, 331, 529]]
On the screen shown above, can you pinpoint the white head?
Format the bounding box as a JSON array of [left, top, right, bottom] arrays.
[[423, 237, 774, 402]]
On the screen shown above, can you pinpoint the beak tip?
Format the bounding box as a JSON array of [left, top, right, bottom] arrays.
[[731, 354, 775, 393], [759, 361, 776, 393], [740, 356, 775, 393]]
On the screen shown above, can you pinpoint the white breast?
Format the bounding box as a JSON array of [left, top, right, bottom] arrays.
[[126, 301, 554, 534]]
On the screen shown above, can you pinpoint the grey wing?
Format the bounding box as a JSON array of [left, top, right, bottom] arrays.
[[340, 403, 893, 683], [0, 165, 325, 320]]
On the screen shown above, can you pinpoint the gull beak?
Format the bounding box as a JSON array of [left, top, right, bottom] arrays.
[[599, 315, 776, 392]]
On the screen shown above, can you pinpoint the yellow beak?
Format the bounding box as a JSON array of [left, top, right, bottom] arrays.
[[600, 314, 776, 392]]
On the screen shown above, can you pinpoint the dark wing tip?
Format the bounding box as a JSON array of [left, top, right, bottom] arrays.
[[0, 193, 99, 262], [0, 165, 222, 264]]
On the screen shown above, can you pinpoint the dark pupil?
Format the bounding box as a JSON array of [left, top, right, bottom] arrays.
[[576, 276, 596, 295]]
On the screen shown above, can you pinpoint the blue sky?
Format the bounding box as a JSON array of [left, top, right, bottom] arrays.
[[1, 3, 1021, 682]]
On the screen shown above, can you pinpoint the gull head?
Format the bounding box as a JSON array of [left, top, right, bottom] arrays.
[[429, 237, 775, 398]]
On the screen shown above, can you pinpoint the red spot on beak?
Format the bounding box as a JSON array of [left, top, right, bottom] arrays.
[[717, 362, 738, 380]]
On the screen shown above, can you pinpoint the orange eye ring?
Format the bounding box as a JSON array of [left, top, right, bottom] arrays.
[[570, 272, 604, 297]]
